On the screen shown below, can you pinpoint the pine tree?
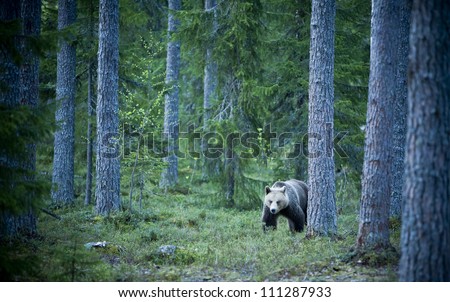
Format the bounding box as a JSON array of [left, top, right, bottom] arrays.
[[84, 0, 96, 206], [0, 0, 42, 239], [390, 0, 411, 218], [201, 0, 218, 179], [356, 0, 399, 250], [203, 0, 217, 128], [399, 0, 450, 281], [219, 0, 263, 208], [85, 58, 94, 206], [95, 0, 121, 215], [160, 0, 181, 189], [51, 0, 77, 206], [306, 0, 337, 237]]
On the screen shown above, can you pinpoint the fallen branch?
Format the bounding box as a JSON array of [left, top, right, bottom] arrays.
[[40, 208, 62, 220]]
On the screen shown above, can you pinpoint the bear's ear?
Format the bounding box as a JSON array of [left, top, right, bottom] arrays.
[[265, 186, 271, 195], [280, 186, 286, 193]]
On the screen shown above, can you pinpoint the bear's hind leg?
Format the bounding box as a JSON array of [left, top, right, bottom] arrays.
[[286, 209, 305, 232], [288, 219, 304, 232]]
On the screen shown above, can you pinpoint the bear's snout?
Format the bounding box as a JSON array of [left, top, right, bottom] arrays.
[[270, 208, 277, 214]]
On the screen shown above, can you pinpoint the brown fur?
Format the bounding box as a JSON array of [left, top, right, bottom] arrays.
[[262, 179, 308, 232]]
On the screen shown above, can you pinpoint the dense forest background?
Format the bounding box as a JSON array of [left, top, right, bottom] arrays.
[[0, 0, 449, 281]]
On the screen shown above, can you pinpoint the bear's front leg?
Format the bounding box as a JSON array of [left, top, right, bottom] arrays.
[[262, 206, 277, 232]]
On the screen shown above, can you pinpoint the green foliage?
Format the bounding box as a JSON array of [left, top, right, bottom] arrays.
[[334, 0, 370, 183], [178, 0, 268, 208], [0, 105, 52, 215], [34, 0, 371, 211], [0, 20, 23, 67], [149, 247, 198, 266], [165, 0, 369, 208], [0, 239, 40, 281]]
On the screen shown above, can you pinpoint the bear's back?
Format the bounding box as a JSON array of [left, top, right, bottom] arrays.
[[286, 179, 308, 203]]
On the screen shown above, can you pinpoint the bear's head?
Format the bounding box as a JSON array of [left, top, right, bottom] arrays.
[[264, 186, 288, 214]]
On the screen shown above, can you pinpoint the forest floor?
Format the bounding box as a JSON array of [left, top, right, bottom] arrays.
[[8, 181, 401, 282]]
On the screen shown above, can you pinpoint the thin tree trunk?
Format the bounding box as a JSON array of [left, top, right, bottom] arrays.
[[202, 0, 218, 179], [390, 0, 411, 219], [160, 0, 181, 189], [306, 0, 337, 237], [399, 0, 450, 281], [138, 173, 144, 211], [84, 0, 95, 206], [95, 0, 121, 215], [221, 76, 239, 207], [52, 0, 77, 205], [128, 136, 141, 212], [85, 59, 94, 206], [356, 0, 399, 250]]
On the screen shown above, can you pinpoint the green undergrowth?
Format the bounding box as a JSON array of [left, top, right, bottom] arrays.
[[7, 185, 400, 281]]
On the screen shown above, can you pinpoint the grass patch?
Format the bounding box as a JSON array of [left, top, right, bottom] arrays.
[[4, 189, 400, 281]]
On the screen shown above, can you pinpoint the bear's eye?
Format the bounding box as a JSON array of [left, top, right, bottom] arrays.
[[268, 200, 273, 204], [276, 201, 280, 205]]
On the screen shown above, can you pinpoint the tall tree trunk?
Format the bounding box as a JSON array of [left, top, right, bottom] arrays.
[[356, 0, 399, 250], [306, 0, 337, 237], [390, 0, 411, 219], [399, 0, 450, 281], [203, 0, 217, 129], [160, 0, 181, 189], [17, 0, 41, 236], [0, 0, 41, 239], [95, 0, 121, 215], [52, 0, 76, 205], [85, 59, 94, 206], [201, 0, 218, 179], [221, 76, 239, 207], [84, 0, 95, 206], [0, 1, 22, 240]]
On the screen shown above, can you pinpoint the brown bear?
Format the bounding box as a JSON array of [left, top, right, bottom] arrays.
[[261, 179, 308, 232]]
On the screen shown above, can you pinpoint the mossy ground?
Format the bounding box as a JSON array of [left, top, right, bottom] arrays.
[[4, 181, 401, 281]]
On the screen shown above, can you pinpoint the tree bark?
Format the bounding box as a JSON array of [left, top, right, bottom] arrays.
[[356, 0, 399, 250], [399, 0, 450, 281], [17, 0, 41, 236], [52, 0, 77, 205], [0, 0, 41, 239], [160, 0, 181, 189], [390, 0, 411, 219], [201, 0, 218, 179], [0, 1, 22, 240], [307, 0, 337, 237], [85, 59, 94, 206], [203, 0, 217, 129], [95, 0, 121, 215], [84, 0, 95, 206]]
